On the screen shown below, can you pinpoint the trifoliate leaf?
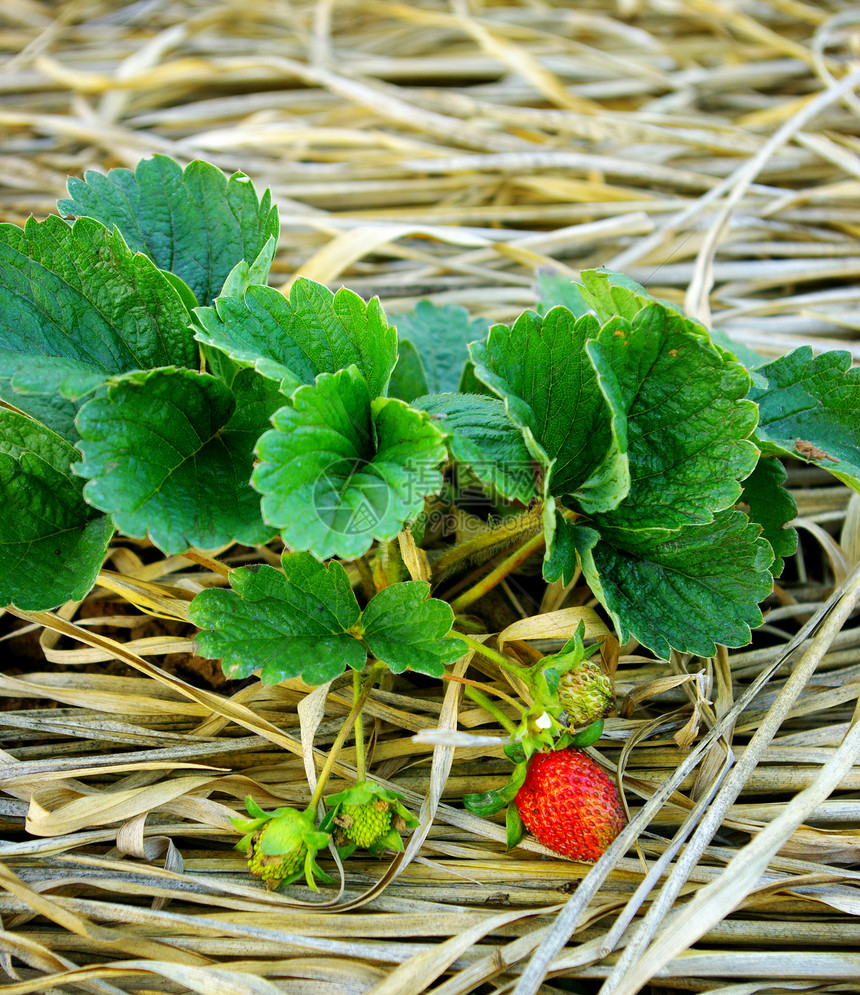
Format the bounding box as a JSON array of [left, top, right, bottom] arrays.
[[190, 553, 366, 684], [413, 393, 538, 504], [470, 307, 629, 514], [739, 458, 797, 577], [191, 551, 460, 684], [0, 216, 197, 441], [253, 367, 446, 560], [393, 300, 488, 394], [750, 346, 860, 492], [387, 339, 430, 403], [573, 511, 774, 658], [194, 278, 397, 398], [585, 301, 759, 533], [0, 410, 113, 610], [75, 367, 274, 554], [360, 581, 463, 677], [58, 155, 279, 305]]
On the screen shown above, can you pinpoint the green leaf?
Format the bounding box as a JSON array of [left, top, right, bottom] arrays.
[[585, 301, 759, 533], [0, 216, 197, 441], [190, 552, 366, 684], [578, 268, 656, 322], [194, 278, 397, 398], [0, 410, 113, 610], [75, 367, 275, 555], [739, 458, 797, 577], [219, 236, 277, 299], [543, 508, 581, 585], [535, 271, 592, 318], [506, 799, 526, 850], [58, 155, 279, 305], [413, 393, 538, 504], [394, 301, 488, 394], [360, 581, 463, 677], [253, 367, 447, 560], [191, 551, 459, 684], [387, 339, 430, 403], [470, 307, 629, 515], [750, 346, 860, 492], [573, 512, 774, 658]]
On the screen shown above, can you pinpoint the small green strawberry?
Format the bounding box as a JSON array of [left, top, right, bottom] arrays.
[[324, 780, 419, 857], [557, 659, 614, 729], [530, 621, 614, 731], [232, 797, 332, 891], [514, 748, 626, 861]]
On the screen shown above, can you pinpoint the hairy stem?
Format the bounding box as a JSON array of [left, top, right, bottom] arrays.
[[353, 669, 367, 782], [450, 631, 525, 679], [307, 664, 380, 812], [185, 548, 231, 579], [431, 507, 542, 584], [449, 530, 546, 614], [461, 683, 522, 736]]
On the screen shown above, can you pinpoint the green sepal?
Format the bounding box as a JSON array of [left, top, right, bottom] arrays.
[[463, 761, 527, 816], [570, 719, 604, 747], [506, 801, 526, 850]]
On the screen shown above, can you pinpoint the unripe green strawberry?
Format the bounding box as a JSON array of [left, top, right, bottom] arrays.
[[557, 659, 614, 729], [338, 798, 393, 849], [515, 749, 626, 861], [326, 780, 419, 856], [232, 798, 331, 891]]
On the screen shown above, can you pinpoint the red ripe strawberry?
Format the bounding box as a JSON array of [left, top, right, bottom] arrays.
[[515, 749, 626, 861]]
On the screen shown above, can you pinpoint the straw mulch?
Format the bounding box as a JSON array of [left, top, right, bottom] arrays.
[[2, 2, 860, 993]]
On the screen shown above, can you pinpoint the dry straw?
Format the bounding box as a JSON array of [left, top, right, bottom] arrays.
[[2, 2, 860, 993]]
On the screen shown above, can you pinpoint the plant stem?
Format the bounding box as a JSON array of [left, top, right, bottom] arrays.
[[449, 530, 546, 614], [431, 508, 542, 583], [353, 669, 367, 782], [307, 665, 380, 812], [461, 684, 521, 736], [450, 631, 525, 679], [185, 548, 231, 579]]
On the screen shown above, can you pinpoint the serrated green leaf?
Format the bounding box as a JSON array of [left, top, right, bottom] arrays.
[[0, 410, 113, 609], [578, 268, 656, 322], [470, 307, 629, 514], [0, 215, 197, 441], [190, 553, 365, 684], [413, 393, 538, 504], [585, 301, 759, 533], [750, 346, 860, 492], [58, 155, 279, 305], [360, 581, 462, 676], [219, 236, 277, 299], [253, 366, 446, 560], [535, 271, 592, 318], [574, 511, 774, 658], [387, 339, 430, 403], [194, 277, 397, 399], [75, 367, 274, 555], [740, 458, 797, 577], [394, 300, 488, 394]]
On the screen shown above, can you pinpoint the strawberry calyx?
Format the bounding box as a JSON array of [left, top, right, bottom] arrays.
[[232, 796, 332, 891], [323, 780, 419, 857]]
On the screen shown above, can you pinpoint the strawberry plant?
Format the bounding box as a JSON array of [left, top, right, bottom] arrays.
[[4, 155, 860, 882]]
